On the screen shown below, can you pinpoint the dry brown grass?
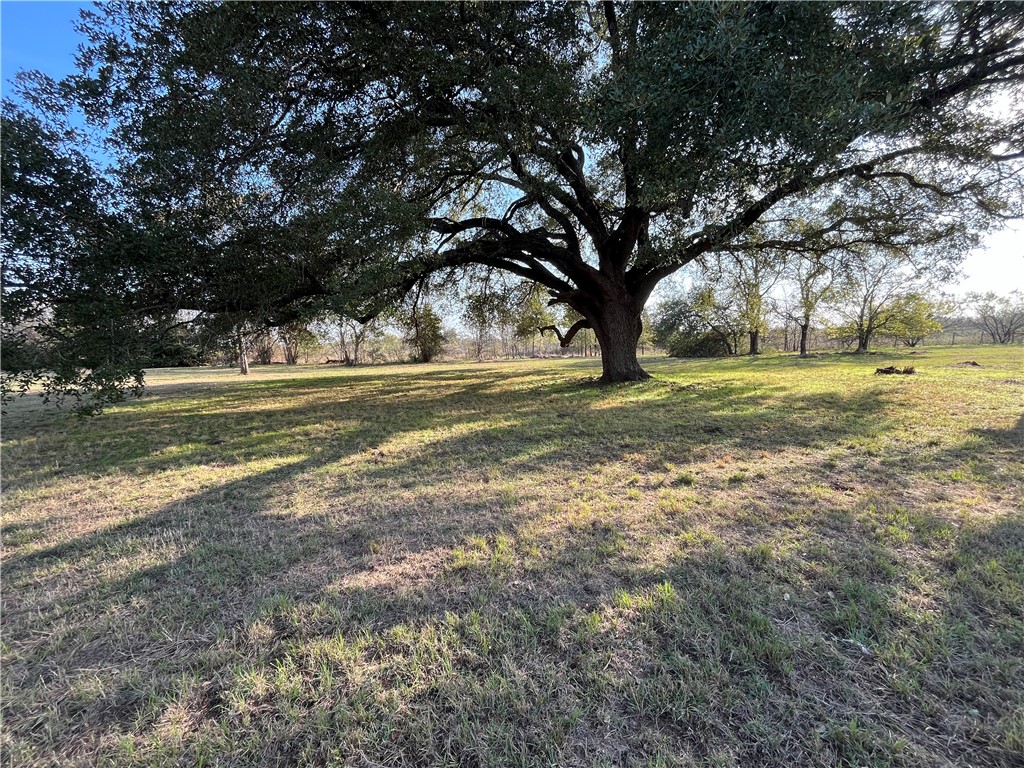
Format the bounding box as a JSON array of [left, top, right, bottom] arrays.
[[2, 345, 1022, 767]]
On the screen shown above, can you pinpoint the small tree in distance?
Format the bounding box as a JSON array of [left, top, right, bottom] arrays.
[[514, 286, 555, 357], [278, 322, 318, 365], [250, 332, 276, 365], [654, 285, 740, 358], [782, 254, 836, 357], [637, 310, 656, 355], [406, 305, 446, 364], [967, 291, 1024, 343], [713, 250, 787, 355], [888, 294, 947, 347], [826, 248, 946, 353]]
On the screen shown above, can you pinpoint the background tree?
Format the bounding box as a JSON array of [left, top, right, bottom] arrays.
[[713, 250, 787, 355], [144, 320, 214, 368], [361, 325, 407, 364], [967, 290, 1024, 343], [934, 298, 973, 346], [461, 276, 523, 360], [463, 290, 496, 361], [782, 253, 837, 357], [278, 321, 318, 365], [5, 2, 1024, 407], [250, 331, 277, 365], [825, 247, 947, 353], [314, 313, 380, 364], [343, 315, 381, 365], [406, 304, 447, 364], [236, 326, 250, 376], [514, 285, 555, 357], [887, 294, 947, 347], [653, 284, 740, 358], [637, 309, 656, 355]]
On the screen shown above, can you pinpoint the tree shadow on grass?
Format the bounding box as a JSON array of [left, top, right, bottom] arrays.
[[10, 465, 1018, 766], [4, 359, 900, 497], [971, 411, 1024, 447], [3, 368, 1022, 766]]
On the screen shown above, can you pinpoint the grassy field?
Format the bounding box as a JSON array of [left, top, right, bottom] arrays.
[[2, 344, 1022, 767]]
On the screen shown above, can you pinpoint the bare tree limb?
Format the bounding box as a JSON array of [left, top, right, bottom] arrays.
[[538, 318, 591, 347]]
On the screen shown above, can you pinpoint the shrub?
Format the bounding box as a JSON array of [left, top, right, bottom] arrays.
[[666, 331, 732, 358]]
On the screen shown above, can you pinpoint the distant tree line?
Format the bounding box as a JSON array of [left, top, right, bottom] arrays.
[[107, 270, 664, 374], [651, 245, 1024, 357], [70, 260, 1018, 375]]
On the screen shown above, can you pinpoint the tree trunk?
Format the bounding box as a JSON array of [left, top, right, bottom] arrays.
[[856, 333, 870, 353], [748, 329, 760, 355], [591, 300, 649, 383], [238, 332, 250, 375], [799, 323, 810, 357]]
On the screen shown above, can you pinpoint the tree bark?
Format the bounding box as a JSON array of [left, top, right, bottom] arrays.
[[799, 323, 810, 357], [748, 329, 760, 355], [351, 331, 362, 365], [590, 299, 649, 382], [238, 331, 250, 375]]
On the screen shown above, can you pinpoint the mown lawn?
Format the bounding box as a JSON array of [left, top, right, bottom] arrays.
[[2, 345, 1022, 767]]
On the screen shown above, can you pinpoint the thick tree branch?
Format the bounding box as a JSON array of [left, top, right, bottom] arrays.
[[508, 150, 603, 249], [630, 145, 932, 295], [603, 2, 621, 63], [538, 318, 591, 347], [548, 140, 610, 245], [915, 50, 1024, 110], [434, 240, 576, 295], [428, 216, 521, 239], [851, 169, 977, 199]]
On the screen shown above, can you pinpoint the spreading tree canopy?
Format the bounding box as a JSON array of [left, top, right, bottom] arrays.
[[3, 1, 1024, 405]]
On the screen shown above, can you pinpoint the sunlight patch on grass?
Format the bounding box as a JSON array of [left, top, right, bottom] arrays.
[[2, 345, 1022, 767]]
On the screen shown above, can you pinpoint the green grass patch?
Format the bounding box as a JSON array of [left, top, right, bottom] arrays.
[[2, 345, 1022, 766]]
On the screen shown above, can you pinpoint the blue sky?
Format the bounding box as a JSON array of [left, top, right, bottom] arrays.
[[2, 1, 1021, 296], [1, 1, 89, 89]]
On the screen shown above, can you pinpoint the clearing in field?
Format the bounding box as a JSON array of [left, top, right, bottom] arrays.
[[2, 345, 1023, 767]]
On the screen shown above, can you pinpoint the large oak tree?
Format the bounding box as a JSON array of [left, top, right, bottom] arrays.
[[4, 1, 1024, 402]]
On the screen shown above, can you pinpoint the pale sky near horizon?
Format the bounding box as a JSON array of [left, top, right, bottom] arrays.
[[2, 0, 1021, 296]]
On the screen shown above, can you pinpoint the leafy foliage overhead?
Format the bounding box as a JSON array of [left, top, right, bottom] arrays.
[[4, 1, 1024, 400]]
